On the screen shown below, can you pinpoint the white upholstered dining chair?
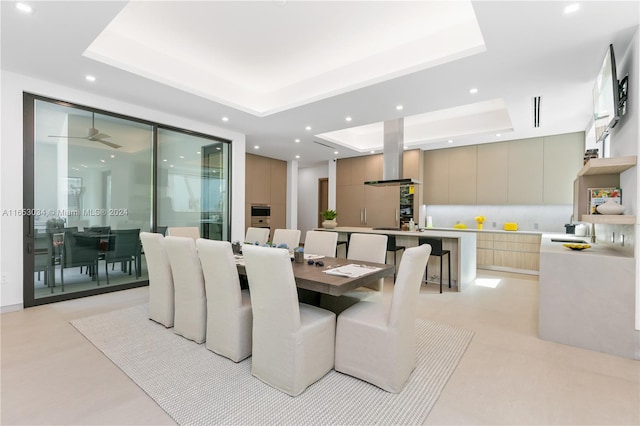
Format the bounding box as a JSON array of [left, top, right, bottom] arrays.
[[196, 239, 252, 362], [302, 230, 338, 257], [244, 227, 270, 246], [271, 228, 301, 250], [140, 232, 174, 327], [242, 244, 336, 396], [167, 226, 200, 240], [335, 244, 431, 393], [321, 233, 388, 314], [163, 236, 207, 343]]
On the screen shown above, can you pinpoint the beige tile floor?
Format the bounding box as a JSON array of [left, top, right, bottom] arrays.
[[1, 270, 638, 425]]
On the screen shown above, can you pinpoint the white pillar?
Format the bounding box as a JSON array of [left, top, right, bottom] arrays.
[[287, 160, 298, 229]]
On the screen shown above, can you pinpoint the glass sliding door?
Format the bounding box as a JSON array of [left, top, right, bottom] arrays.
[[24, 96, 153, 305], [157, 128, 231, 240]]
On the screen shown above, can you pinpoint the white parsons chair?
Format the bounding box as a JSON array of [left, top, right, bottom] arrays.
[[196, 239, 252, 362], [164, 236, 207, 344], [243, 245, 335, 396], [271, 228, 301, 250], [335, 244, 431, 393], [321, 233, 388, 314], [140, 232, 174, 327], [244, 227, 270, 246], [303, 230, 338, 257], [167, 226, 200, 240]]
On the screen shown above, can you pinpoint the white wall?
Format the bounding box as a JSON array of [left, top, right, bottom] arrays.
[[297, 163, 329, 243], [608, 30, 640, 330], [0, 70, 246, 310]]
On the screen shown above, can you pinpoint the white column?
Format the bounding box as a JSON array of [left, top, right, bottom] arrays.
[[287, 160, 298, 229], [328, 159, 337, 210]]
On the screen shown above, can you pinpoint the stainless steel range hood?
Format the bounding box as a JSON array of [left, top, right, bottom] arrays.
[[364, 118, 421, 187]]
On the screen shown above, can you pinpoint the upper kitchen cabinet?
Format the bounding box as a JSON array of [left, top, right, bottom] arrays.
[[423, 149, 449, 204], [246, 153, 271, 204], [270, 160, 287, 205], [448, 145, 477, 204], [336, 156, 365, 186], [403, 149, 422, 179], [364, 154, 383, 182], [543, 132, 584, 204], [508, 137, 544, 204], [477, 142, 509, 204]]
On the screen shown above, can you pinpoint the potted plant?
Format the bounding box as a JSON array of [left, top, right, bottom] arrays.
[[320, 209, 338, 229]]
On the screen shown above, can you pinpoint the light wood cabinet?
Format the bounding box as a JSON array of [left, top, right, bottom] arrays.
[[448, 145, 477, 204], [423, 149, 449, 204], [364, 154, 382, 182], [246, 154, 271, 204], [245, 153, 287, 234], [336, 184, 365, 227], [364, 185, 400, 228], [477, 142, 509, 204], [403, 149, 421, 179], [476, 232, 541, 273], [543, 133, 584, 204], [336, 156, 365, 186], [270, 160, 287, 205], [508, 137, 544, 204]]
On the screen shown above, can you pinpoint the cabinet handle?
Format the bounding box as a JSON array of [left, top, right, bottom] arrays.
[[360, 209, 364, 225], [364, 208, 367, 225], [395, 208, 398, 226]]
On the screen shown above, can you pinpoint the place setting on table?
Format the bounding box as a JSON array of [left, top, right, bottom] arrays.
[[232, 244, 394, 297]]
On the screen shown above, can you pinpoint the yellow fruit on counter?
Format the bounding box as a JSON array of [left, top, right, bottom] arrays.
[[453, 223, 467, 229]]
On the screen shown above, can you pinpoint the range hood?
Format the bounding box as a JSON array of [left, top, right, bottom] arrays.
[[364, 118, 421, 187]]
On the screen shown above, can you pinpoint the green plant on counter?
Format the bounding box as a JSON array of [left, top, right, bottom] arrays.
[[320, 209, 337, 220]]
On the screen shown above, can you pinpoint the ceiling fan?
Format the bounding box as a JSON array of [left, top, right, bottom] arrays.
[[49, 112, 122, 149]]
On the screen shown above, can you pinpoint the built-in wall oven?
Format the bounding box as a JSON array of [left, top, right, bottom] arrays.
[[250, 204, 271, 228]]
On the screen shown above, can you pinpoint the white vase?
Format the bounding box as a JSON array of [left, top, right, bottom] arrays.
[[596, 199, 625, 215], [322, 219, 337, 229]]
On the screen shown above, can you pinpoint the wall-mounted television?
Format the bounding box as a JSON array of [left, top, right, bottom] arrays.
[[593, 44, 628, 143]]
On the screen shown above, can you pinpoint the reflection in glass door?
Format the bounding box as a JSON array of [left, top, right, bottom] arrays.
[[25, 97, 153, 304], [157, 128, 230, 239]]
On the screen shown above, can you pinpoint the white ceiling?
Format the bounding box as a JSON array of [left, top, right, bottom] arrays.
[[2, 1, 639, 167]]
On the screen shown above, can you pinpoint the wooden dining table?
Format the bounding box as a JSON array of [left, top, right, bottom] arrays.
[[236, 256, 394, 296]]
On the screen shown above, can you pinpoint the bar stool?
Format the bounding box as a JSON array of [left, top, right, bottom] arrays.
[[418, 237, 450, 293], [386, 235, 405, 280]]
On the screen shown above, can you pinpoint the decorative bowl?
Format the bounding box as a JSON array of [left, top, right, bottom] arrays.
[[562, 243, 591, 251], [596, 199, 624, 215]]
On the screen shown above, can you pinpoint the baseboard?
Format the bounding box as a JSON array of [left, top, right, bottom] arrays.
[[1, 303, 24, 314]]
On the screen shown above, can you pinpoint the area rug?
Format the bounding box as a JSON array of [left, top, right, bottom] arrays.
[[71, 304, 473, 425]]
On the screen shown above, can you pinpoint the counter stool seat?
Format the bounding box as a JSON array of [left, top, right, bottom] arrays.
[[418, 237, 450, 293]]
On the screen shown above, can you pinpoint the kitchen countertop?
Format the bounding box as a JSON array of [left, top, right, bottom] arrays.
[[539, 233, 633, 258]]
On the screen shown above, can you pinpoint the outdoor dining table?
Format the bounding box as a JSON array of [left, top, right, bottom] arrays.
[[235, 255, 394, 297]]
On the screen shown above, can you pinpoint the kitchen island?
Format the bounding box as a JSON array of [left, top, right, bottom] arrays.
[[538, 234, 639, 359], [316, 227, 476, 291]]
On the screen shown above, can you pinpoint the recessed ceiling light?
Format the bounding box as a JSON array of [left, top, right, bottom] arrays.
[[15, 3, 32, 13], [396, 105, 404, 111], [110, 154, 115, 158], [295, 155, 300, 159], [469, 88, 478, 94], [254, 145, 259, 149], [196, 151, 201, 154], [496, 133, 502, 137], [170, 164, 174, 168], [294, 139, 300, 143], [448, 140, 454, 144], [345, 116, 352, 122], [305, 126, 312, 131], [334, 151, 339, 155], [163, 159, 167, 162], [100, 159, 106, 163], [216, 147, 221, 150], [564, 3, 580, 14], [81, 164, 87, 168], [370, 150, 375, 154], [222, 116, 229, 122], [179, 155, 184, 159], [85, 75, 96, 82]]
